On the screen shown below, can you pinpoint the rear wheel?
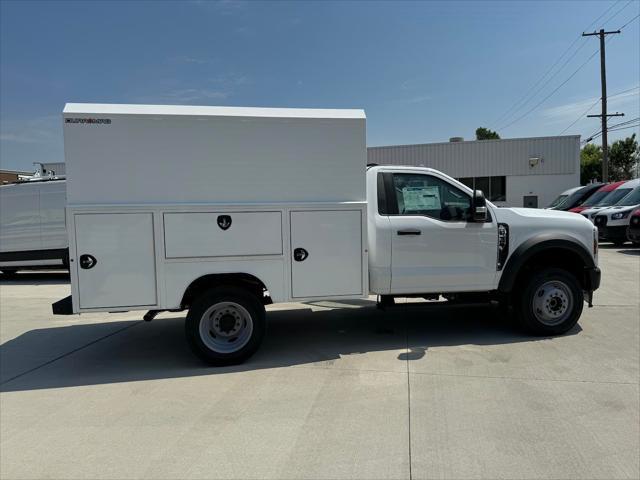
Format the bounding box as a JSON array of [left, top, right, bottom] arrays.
[[185, 286, 265, 366], [516, 268, 583, 335]]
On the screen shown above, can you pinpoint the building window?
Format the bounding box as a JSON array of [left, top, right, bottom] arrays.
[[456, 176, 506, 202], [490, 176, 506, 202]]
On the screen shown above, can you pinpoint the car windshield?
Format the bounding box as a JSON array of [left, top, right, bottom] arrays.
[[581, 189, 611, 207], [594, 188, 632, 207], [614, 187, 640, 206], [548, 194, 568, 208]]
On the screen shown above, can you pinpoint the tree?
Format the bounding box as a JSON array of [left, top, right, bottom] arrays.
[[475, 127, 500, 140], [608, 134, 639, 181], [580, 143, 602, 184]]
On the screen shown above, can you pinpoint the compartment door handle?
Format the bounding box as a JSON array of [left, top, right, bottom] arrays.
[[293, 248, 308, 262], [79, 254, 97, 269]]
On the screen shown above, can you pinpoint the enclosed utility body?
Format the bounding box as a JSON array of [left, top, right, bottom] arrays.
[[62, 104, 367, 315], [58, 103, 601, 365]]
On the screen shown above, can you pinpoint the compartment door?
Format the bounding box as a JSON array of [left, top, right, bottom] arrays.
[[75, 213, 157, 309], [290, 210, 363, 298]]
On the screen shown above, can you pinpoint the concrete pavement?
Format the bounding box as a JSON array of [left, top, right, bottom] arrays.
[[0, 248, 638, 479]]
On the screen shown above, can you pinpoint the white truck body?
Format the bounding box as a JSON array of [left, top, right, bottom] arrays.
[[0, 178, 68, 271], [56, 103, 601, 365], [62, 104, 367, 312]]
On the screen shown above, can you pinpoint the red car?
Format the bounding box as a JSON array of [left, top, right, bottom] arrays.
[[569, 181, 627, 214], [627, 208, 640, 246]]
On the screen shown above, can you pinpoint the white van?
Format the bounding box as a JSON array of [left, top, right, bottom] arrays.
[[0, 178, 68, 274]]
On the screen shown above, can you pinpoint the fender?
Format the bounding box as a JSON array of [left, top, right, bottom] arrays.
[[498, 233, 595, 293]]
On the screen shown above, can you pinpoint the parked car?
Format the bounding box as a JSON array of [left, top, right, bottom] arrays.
[[53, 103, 601, 365], [549, 183, 603, 211], [547, 186, 582, 209], [594, 185, 640, 245], [627, 208, 640, 246], [569, 181, 626, 214], [0, 177, 68, 275], [581, 178, 640, 221]]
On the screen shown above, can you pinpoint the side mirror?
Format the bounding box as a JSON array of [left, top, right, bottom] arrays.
[[471, 190, 487, 222]]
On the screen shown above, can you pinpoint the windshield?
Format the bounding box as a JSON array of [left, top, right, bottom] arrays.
[[615, 187, 640, 206], [581, 189, 611, 207], [594, 188, 632, 207], [548, 194, 568, 208]]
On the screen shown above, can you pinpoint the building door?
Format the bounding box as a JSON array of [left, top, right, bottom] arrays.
[[523, 196, 538, 208]]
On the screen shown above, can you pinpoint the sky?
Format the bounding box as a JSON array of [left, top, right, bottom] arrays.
[[1, 0, 639, 172]]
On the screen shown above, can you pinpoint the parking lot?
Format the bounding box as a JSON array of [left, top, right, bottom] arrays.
[[0, 246, 638, 480]]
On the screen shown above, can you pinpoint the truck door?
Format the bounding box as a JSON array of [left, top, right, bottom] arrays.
[[74, 213, 157, 309], [385, 172, 497, 293]]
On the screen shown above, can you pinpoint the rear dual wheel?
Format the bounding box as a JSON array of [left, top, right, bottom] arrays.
[[185, 287, 265, 366]]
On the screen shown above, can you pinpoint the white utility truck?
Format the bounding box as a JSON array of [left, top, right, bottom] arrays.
[[53, 104, 601, 365]]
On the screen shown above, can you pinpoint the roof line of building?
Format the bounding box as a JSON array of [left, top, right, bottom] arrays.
[[368, 134, 581, 150]]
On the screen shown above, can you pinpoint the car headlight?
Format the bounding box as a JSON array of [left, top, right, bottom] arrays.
[[611, 211, 631, 220]]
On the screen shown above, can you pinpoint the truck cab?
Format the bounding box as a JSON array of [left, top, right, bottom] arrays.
[[367, 165, 600, 334]]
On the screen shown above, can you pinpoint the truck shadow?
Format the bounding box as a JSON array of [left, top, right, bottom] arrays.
[[0, 271, 70, 285], [0, 304, 580, 393]]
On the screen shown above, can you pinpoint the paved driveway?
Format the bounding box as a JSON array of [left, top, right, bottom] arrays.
[[1, 247, 638, 479]]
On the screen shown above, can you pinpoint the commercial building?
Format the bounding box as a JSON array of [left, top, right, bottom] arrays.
[[367, 135, 580, 208]]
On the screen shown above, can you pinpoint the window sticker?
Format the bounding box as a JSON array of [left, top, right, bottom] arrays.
[[402, 186, 441, 210]]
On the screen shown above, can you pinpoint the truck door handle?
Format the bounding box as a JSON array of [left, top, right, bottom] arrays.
[[397, 230, 421, 236], [79, 254, 97, 269]]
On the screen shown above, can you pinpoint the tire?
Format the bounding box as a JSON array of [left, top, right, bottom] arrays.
[[185, 286, 266, 366], [516, 268, 584, 336]]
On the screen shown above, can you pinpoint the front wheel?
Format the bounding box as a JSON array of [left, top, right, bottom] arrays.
[[185, 287, 266, 366], [517, 268, 584, 336]]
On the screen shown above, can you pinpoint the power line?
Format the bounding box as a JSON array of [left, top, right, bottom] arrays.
[[559, 98, 602, 135], [490, 1, 620, 128], [499, 47, 601, 131], [497, 8, 637, 134], [619, 13, 640, 30], [601, 0, 634, 27], [558, 86, 639, 135]]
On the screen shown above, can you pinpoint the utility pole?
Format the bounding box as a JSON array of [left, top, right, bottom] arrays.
[[582, 29, 623, 182]]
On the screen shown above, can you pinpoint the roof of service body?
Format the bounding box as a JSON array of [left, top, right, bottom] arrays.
[[63, 103, 366, 120]]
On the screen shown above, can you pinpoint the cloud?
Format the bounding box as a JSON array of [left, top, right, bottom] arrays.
[[210, 73, 250, 87], [543, 87, 639, 123], [0, 115, 61, 145], [392, 94, 432, 105], [159, 88, 230, 103], [171, 56, 211, 65], [189, 0, 247, 15]]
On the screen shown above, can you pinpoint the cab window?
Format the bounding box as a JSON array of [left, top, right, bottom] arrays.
[[392, 173, 471, 221]]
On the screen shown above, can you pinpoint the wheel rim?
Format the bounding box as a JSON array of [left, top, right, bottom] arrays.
[[532, 280, 574, 326], [198, 301, 253, 354]]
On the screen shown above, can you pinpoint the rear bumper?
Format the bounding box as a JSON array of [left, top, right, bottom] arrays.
[[52, 295, 73, 315]]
